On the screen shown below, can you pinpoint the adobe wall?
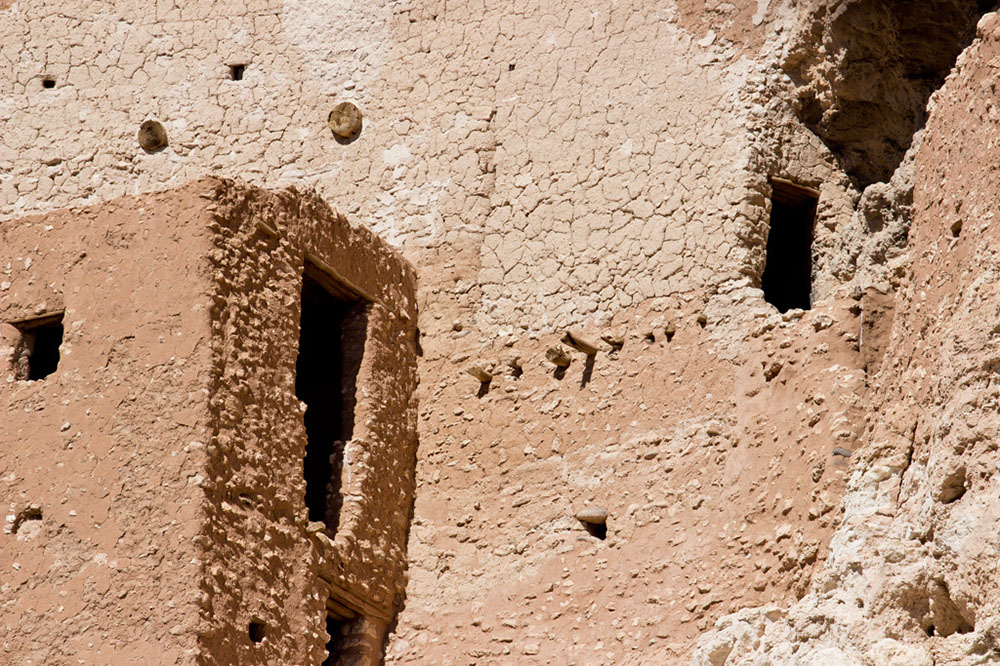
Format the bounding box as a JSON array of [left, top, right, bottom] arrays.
[[1, 179, 419, 665], [0, 187, 216, 664], [389, 297, 870, 663], [4, 0, 997, 664], [196, 177, 418, 665]]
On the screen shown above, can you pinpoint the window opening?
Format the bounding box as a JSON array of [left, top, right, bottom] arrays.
[[761, 179, 819, 313], [296, 263, 367, 536], [9, 313, 64, 380], [230, 64, 245, 81], [42, 78, 55, 89]]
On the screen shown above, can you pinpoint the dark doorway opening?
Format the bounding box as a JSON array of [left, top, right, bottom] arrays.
[[230, 64, 246, 81], [761, 180, 818, 313], [323, 596, 365, 665], [296, 263, 367, 536], [10, 313, 64, 381]]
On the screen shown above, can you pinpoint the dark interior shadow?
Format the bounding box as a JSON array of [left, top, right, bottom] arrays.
[[581, 521, 607, 540]]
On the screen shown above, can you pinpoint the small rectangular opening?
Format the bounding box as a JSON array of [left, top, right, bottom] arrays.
[[761, 179, 819, 313], [296, 262, 367, 536], [9, 313, 64, 381], [229, 64, 246, 81], [323, 598, 365, 666]]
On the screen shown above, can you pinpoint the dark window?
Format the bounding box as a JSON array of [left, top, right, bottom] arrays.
[[230, 64, 245, 81], [296, 263, 367, 535], [42, 79, 55, 89], [761, 180, 818, 313], [324, 615, 349, 665], [10, 313, 64, 380]]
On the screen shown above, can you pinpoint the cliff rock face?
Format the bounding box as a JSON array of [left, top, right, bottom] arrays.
[[695, 12, 1000, 665]]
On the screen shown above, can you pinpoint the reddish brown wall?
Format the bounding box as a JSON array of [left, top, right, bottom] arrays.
[[1, 179, 418, 665], [0, 187, 216, 664], [390, 292, 866, 662]]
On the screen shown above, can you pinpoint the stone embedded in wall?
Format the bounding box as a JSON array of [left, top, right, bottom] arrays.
[[544, 347, 571, 368], [465, 365, 493, 383], [575, 507, 607, 524], [560, 330, 599, 356], [328, 102, 363, 141]]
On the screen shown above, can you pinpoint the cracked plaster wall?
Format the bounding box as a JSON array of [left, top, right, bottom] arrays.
[[0, 0, 862, 332]]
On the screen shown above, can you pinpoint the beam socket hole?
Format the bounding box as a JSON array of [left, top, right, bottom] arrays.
[[248, 621, 266, 643]]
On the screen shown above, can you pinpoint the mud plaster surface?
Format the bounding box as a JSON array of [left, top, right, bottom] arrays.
[[1, 179, 418, 665], [3, 0, 1000, 664]]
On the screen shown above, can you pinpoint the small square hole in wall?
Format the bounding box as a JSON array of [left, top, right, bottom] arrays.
[[10, 313, 64, 381], [248, 620, 266, 643], [230, 64, 246, 81], [42, 78, 55, 89]]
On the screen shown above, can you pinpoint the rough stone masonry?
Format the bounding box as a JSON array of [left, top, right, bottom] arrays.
[[3, 0, 1000, 664]]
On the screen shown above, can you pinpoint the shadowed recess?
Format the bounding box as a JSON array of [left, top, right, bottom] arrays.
[[296, 265, 367, 536], [762, 180, 818, 313], [784, 0, 996, 187]]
